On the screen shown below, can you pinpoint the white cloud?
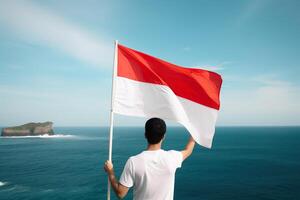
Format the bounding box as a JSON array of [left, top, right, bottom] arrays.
[[0, 84, 111, 126], [192, 61, 232, 72], [196, 65, 224, 72], [219, 74, 300, 125], [0, 0, 113, 67], [252, 74, 291, 87]]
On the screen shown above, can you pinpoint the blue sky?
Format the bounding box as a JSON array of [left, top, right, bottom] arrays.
[[0, 0, 299, 126]]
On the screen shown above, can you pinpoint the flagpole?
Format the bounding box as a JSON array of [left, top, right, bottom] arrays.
[[107, 40, 118, 200]]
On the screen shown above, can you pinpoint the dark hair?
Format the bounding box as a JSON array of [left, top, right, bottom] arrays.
[[145, 118, 166, 144]]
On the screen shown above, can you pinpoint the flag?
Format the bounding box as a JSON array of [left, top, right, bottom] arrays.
[[113, 44, 222, 148]]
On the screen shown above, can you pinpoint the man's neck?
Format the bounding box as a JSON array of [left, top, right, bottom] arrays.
[[146, 143, 162, 151]]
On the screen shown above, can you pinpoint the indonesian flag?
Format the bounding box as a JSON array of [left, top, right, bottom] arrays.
[[113, 44, 222, 148]]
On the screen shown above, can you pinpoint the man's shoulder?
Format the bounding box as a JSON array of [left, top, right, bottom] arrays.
[[128, 149, 181, 160], [132, 150, 181, 158], [166, 150, 181, 154], [128, 151, 146, 161]]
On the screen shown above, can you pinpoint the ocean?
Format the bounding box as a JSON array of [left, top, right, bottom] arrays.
[[0, 127, 299, 200]]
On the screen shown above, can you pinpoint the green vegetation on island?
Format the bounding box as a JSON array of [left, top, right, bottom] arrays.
[[1, 122, 54, 136]]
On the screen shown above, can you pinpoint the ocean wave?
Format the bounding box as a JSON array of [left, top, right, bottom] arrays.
[[0, 181, 7, 187], [1, 134, 76, 139], [0, 184, 30, 192]]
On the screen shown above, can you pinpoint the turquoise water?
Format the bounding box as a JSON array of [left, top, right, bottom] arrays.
[[0, 127, 299, 200]]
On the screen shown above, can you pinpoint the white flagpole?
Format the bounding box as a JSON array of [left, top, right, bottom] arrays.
[[107, 40, 118, 200]]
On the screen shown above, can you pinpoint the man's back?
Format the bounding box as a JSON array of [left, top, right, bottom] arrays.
[[104, 118, 195, 199], [120, 149, 183, 200]]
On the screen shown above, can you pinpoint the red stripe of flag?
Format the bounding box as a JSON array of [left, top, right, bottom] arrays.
[[117, 44, 222, 110]]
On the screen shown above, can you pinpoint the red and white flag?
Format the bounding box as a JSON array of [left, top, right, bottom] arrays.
[[113, 44, 222, 148]]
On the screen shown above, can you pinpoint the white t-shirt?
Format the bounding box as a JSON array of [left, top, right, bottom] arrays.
[[119, 149, 183, 200]]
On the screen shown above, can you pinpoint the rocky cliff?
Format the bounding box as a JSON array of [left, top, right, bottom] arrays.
[[1, 122, 54, 136]]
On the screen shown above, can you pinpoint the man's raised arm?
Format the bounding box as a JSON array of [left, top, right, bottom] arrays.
[[181, 136, 196, 161]]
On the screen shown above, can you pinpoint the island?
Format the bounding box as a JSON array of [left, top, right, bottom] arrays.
[[1, 122, 54, 136]]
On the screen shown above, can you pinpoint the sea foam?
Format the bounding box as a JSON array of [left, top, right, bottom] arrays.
[[1, 134, 76, 139], [0, 181, 7, 187]]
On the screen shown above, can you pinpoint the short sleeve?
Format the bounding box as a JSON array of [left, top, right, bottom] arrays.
[[119, 158, 134, 188], [168, 150, 183, 169]]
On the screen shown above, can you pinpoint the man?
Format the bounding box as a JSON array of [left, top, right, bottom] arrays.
[[104, 118, 196, 200]]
